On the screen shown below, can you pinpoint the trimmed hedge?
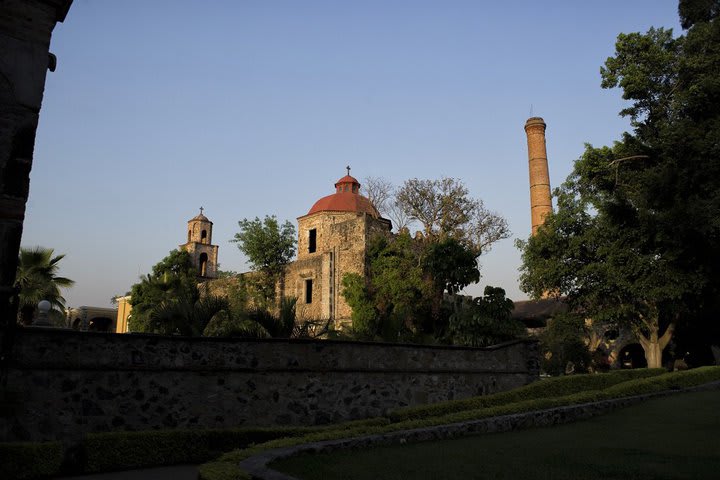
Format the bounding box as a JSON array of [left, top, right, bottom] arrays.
[[197, 461, 251, 480], [85, 416, 390, 472], [199, 367, 720, 480], [83, 426, 318, 473], [387, 367, 666, 422], [0, 441, 63, 480]]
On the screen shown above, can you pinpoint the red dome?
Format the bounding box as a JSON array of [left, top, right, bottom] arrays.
[[306, 174, 380, 217]]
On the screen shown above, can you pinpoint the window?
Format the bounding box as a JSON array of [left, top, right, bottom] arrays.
[[201, 230, 208, 244], [199, 253, 208, 276], [308, 229, 317, 253], [305, 279, 313, 304], [188, 230, 192, 242]]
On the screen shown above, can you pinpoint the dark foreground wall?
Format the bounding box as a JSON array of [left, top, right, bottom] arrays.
[[0, 328, 539, 442]]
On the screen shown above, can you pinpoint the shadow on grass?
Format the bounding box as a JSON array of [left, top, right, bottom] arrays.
[[272, 389, 720, 480]]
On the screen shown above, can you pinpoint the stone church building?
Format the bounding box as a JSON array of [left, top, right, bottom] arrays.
[[178, 171, 390, 330], [283, 172, 391, 325]]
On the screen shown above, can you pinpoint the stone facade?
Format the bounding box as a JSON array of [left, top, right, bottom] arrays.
[[0, 328, 539, 442], [287, 209, 391, 325]]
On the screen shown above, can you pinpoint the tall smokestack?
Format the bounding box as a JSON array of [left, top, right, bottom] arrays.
[[525, 117, 552, 235]]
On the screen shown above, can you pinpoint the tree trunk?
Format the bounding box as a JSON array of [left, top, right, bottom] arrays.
[[636, 317, 674, 369], [643, 341, 663, 369]]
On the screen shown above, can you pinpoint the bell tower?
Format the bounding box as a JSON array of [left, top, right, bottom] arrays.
[[180, 207, 219, 278]]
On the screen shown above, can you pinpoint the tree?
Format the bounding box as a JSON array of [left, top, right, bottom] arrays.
[[342, 232, 432, 341], [15, 247, 74, 325], [363, 176, 394, 216], [342, 232, 484, 342], [128, 249, 197, 332], [148, 291, 228, 336], [396, 177, 509, 256], [519, 2, 720, 368], [447, 286, 524, 348], [231, 215, 296, 307], [363, 176, 411, 232], [538, 313, 592, 376]]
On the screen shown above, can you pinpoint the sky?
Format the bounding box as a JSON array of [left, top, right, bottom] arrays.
[[25, 0, 683, 309]]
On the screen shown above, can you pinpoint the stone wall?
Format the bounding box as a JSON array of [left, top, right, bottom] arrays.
[[0, 328, 539, 442], [290, 211, 391, 325]]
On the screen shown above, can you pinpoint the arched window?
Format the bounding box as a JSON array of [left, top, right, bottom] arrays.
[[188, 230, 192, 242], [199, 252, 208, 276], [201, 230, 207, 244]]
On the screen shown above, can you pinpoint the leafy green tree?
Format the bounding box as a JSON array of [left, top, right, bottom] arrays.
[[342, 232, 431, 341], [15, 247, 74, 325], [519, 2, 720, 368], [231, 215, 296, 307], [128, 249, 197, 332], [341, 272, 379, 338], [538, 313, 592, 376], [447, 286, 524, 347], [342, 233, 486, 343]]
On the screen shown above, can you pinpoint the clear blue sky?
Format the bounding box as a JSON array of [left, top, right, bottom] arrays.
[[25, 0, 682, 308]]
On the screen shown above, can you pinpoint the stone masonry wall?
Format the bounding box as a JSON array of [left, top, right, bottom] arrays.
[[0, 328, 539, 442]]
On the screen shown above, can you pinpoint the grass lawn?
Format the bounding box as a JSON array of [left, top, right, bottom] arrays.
[[272, 389, 720, 480]]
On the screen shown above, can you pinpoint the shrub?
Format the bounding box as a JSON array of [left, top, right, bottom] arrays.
[[83, 426, 315, 472], [0, 441, 63, 480], [539, 313, 592, 375], [387, 368, 666, 422]]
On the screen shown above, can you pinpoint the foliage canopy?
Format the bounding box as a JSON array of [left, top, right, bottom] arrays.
[[518, 0, 720, 367]]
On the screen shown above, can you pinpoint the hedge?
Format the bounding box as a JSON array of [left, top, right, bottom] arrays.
[[0, 441, 63, 480], [83, 425, 333, 473], [386, 367, 666, 422], [199, 367, 720, 480], [84, 416, 391, 472]]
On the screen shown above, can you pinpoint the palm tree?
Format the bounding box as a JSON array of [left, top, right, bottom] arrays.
[[149, 291, 229, 336], [15, 247, 75, 325]]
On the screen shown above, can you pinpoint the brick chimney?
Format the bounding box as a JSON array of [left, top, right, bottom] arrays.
[[525, 117, 553, 235]]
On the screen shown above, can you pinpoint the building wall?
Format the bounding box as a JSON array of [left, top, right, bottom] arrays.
[[287, 211, 390, 327], [66, 306, 118, 331], [115, 296, 132, 333], [183, 241, 219, 278], [0, 328, 539, 442]]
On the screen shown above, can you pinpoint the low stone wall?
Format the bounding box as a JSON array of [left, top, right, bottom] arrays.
[[0, 328, 539, 442]]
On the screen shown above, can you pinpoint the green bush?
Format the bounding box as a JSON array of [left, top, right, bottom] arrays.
[[387, 368, 666, 422], [83, 417, 390, 473], [84, 426, 315, 473], [0, 441, 63, 480], [393, 366, 720, 431], [198, 461, 251, 480], [539, 313, 593, 375]]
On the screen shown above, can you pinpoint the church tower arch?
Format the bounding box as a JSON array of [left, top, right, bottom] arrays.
[[180, 207, 219, 279]]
